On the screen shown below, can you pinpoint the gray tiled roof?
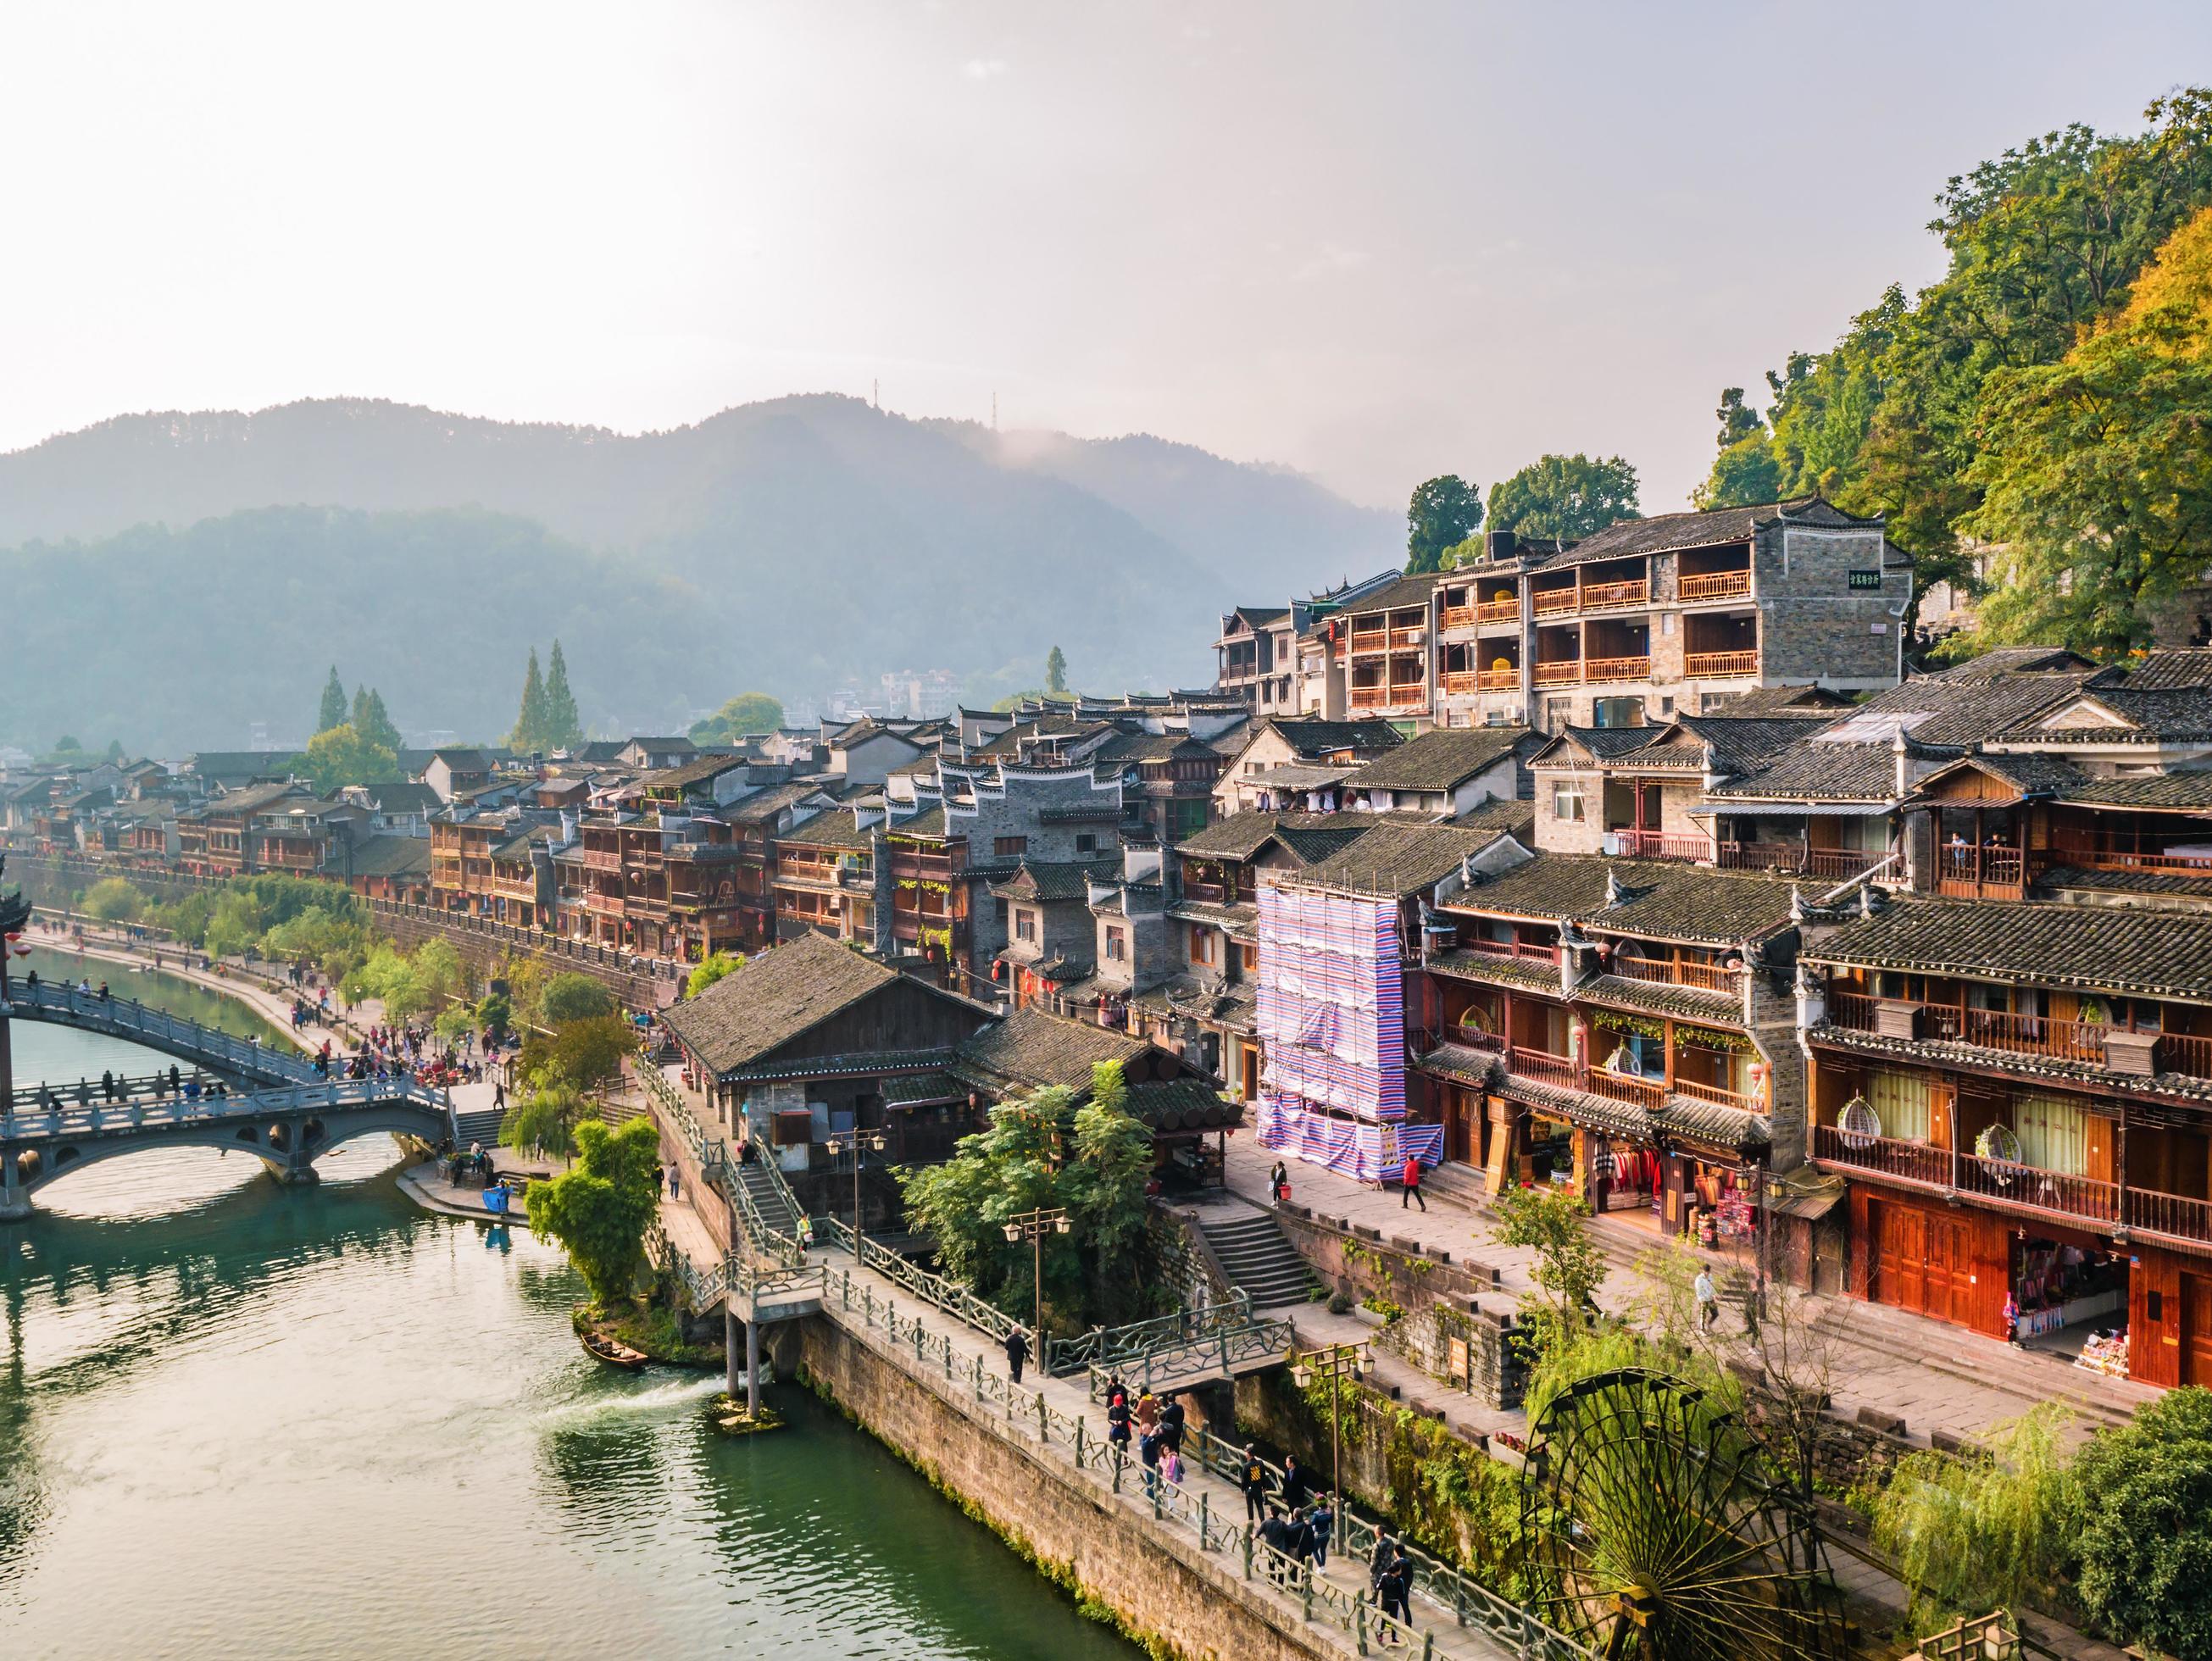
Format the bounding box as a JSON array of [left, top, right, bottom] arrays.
[[1282, 823, 1510, 898], [2052, 771, 2212, 810], [661, 933, 899, 1075], [1806, 897, 2212, 1002], [1450, 855, 1800, 945], [992, 858, 1122, 903], [954, 1005, 1148, 1093], [1531, 497, 1880, 568], [1576, 973, 1743, 1025], [1175, 809, 1376, 864], [1351, 726, 1528, 792], [1253, 716, 1408, 760]]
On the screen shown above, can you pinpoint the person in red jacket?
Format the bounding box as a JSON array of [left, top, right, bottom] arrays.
[[1401, 1153, 1426, 1211]]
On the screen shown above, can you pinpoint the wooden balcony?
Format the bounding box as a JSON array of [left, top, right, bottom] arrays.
[[1531, 659, 1581, 686], [1937, 842, 2024, 896], [1812, 1125, 2143, 1234], [1387, 626, 1425, 648], [2048, 839, 2212, 875], [1477, 666, 1520, 691], [1580, 578, 1649, 611], [1678, 569, 1753, 602], [1440, 669, 1479, 697], [1715, 843, 1884, 881], [1823, 990, 2212, 1080], [1612, 829, 1709, 864], [1441, 605, 1476, 631], [1531, 588, 1579, 617], [1583, 654, 1651, 683], [1476, 597, 1520, 625], [581, 848, 620, 872], [1685, 650, 1759, 678], [1611, 953, 1737, 992], [1463, 936, 1559, 965], [1349, 684, 1426, 710], [1346, 629, 1390, 657]]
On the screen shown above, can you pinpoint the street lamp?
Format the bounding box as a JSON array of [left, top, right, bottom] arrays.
[[1002, 1205, 1070, 1347], [824, 1127, 887, 1242], [1288, 1342, 1373, 1503]]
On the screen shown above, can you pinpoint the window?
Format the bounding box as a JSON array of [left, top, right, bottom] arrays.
[[993, 836, 1028, 858], [1015, 908, 1037, 943], [2015, 1093, 2092, 1175], [1105, 925, 1126, 962], [1075, 833, 1097, 853], [1191, 927, 1217, 966], [1867, 1069, 1933, 1143], [1238, 942, 1259, 974], [1551, 783, 1586, 822]]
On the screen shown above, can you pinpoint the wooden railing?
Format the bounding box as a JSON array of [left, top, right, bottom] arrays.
[[1685, 649, 1759, 678], [1580, 578, 1649, 610], [1440, 605, 1476, 631], [1464, 935, 1559, 964], [1440, 669, 1479, 696], [1346, 628, 1389, 656], [1938, 843, 2025, 890], [1583, 654, 1650, 682], [1506, 1047, 1580, 1086], [1181, 879, 1231, 904], [2047, 839, 2212, 875], [1477, 666, 1520, 690], [1670, 1075, 1759, 1108], [1387, 626, 1425, 648], [1678, 569, 1752, 602], [1531, 588, 1578, 616], [1826, 990, 2212, 1080], [1476, 597, 1520, 625], [1532, 659, 1581, 686], [1611, 953, 1737, 992], [1348, 685, 1394, 709], [1715, 842, 1883, 880], [1612, 829, 1709, 864]]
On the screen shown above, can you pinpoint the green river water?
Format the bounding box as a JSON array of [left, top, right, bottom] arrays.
[[1, 946, 1141, 1659]]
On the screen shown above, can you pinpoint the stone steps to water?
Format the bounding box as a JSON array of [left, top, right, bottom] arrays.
[[1198, 1214, 1318, 1309], [453, 1107, 505, 1147], [736, 1158, 803, 1237]]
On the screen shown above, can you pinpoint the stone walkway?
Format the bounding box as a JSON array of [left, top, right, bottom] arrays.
[[1229, 1138, 2159, 1445]]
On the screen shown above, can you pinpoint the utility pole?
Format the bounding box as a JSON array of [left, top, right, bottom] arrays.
[[1003, 1205, 1070, 1350], [825, 1127, 886, 1242], [1290, 1342, 1372, 1503]]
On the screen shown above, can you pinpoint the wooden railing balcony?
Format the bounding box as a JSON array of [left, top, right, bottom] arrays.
[[1441, 605, 1477, 631], [1476, 597, 1520, 625], [1612, 829, 1710, 864], [1532, 659, 1581, 686], [1531, 588, 1579, 617], [1611, 953, 1737, 992], [584, 892, 625, 916], [2047, 839, 2212, 875], [1679, 569, 1753, 602], [1670, 1075, 1759, 1110], [1685, 649, 1759, 678], [1464, 935, 1559, 964], [1346, 629, 1390, 657], [1441, 669, 1479, 696], [1938, 843, 2025, 892], [1350, 684, 1425, 710], [1715, 843, 1884, 881], [1505, 1047, 1579, 1086], [1477, 666, 1520, 691], [1583, 654, 1651, 683], [1387, 626, 1426, 648], [1181, 879, 1232, 904], [1822, 990, 2212, 1080], [1813, 1125, 2122, 1226], [1585, 1066, 1666, 1107], [581, 848, 620, 871], [1580, 578, 1650, 611]]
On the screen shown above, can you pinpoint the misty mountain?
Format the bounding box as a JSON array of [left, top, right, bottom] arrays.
[[0, 395, 1396, 753]]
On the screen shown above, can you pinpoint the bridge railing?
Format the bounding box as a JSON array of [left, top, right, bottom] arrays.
[[1081, 1316, 1298, 1397], [1, 1075, 450, 1142], [636, 1061, 809, 1279], [9, 980, 314, 1086], [817, 1219, 1024, 1346], [1046, 1292, 1257, 1377], [647, 1217, 733, 1310]]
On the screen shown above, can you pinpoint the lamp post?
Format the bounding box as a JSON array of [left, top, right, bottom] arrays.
[[1002, 1205, 1070, 1347], [1288, 1342, 1372, 1503], [824, 1127, 887, 1242]]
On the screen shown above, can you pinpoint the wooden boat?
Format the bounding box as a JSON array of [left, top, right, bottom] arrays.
[[581, 1330, 649, 1371]]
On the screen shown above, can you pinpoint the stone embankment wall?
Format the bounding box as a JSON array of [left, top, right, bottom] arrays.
[[796, 1314, 1340, 1661]]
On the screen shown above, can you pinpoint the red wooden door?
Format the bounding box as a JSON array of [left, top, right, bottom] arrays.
[[2185, 1275, 2212, 1386], [1874, 1201, 1928, 1315]]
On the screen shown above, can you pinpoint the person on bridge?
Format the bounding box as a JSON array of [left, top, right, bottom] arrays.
[[1003, 1326, 1031, 1385], [1400, 1153, 1426, 1211], [1240, 1444, 1271, 1523], [169, 1064, 181, 1097], [101, 1069, 116, 1103], [1377, 1553, 1413, 1634], [1157, 1395, 1185, 1453], [1307, 1496, 1334, 1568], [1134, 1390, 1159, 1440], [1279, 1453, 1315, 1512]]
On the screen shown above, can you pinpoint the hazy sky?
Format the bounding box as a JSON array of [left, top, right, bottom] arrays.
[[4, 3, 2208, 512]]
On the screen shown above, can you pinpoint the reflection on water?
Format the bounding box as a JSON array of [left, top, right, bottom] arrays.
[[3, 970, 1138, 1660]]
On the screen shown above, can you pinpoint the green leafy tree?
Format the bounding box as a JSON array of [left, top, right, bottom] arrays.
[[541, 972, 615, 1025], [1875, 1403, 2075, 1629], [519, 1014, 637, 1092], [1490, 1185, 1607, 1359], [1485, 454, 1641, 542], [510, 648, 549, 753], [688, 692, 786, 746], [500, 1076, 596, 1159], [1715, 386, 1765, 447], [81, 876, 145, 923], [409, 937, 468, 1005], [542, 639, 583, 750], [684, 951, 744, 998], [52, 735, 82, 755], [529, 1116, 663, 1308], [1966, 204, 2212, 656], [358, 688, 402, 754], [1695, 436, 1785, 510], [1405, 475, 1484, 573], [475, 990, 514, 1041], [2067, 1386, 2212, 1658], [316, 666, 348, 735], [1045, 645, 1068, 695], [300, 723, 397, 791]]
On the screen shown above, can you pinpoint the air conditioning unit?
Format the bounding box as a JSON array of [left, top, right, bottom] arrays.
[[1600, 832, 1623, 857]]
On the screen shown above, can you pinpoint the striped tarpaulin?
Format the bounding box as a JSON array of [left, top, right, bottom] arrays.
[[1255, 879, 1406, 1125], [1256, 1098, 1442, 1182]]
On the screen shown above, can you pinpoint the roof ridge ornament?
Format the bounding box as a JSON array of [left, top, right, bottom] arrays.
[[1604, 868, 1625, 907], [1788, 884, 1807, 924]]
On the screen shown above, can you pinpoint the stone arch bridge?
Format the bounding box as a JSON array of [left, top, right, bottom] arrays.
[[2, 979, 457, 1219]]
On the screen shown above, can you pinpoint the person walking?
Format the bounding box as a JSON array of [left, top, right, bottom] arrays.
[[1280, 1452, 1314, 1512], [1139, 1429, 1161, 1500], [1401, 1153, 1426, 1211], [1004, 1326, 1031, 1385], [1241, 1443, 1272, 1524], [1370, 1528, 1400, 1592], [668, 1165, 681, 1202], [1377, 1553, 1413, 1640], [1694, 1265, 1719, 1333], [1158, 1395, 1186, 1453], [1160, 1442, 1184, 1490], [1309, 1495, 1334, 1568], [1106, 1389, 1132, 1460], [1135, 1389, 1159, 1441], [1269, 1158, 1289, 1203]]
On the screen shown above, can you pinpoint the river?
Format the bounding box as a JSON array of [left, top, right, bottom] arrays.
[[1, 946, 1140, 1658]]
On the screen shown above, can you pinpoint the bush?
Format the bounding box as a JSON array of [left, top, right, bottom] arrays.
[[529, 1118, 663, 1309], [541, 973, 615, 1025], [2068, 1386, 2212, 1658], [685, 951, 744, 999], [81, 877, 145, 924], [475, 991, 513, 1041]]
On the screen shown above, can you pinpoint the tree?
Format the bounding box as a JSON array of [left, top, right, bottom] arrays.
[[2067, 1386, 2212, 1658], [475, 990, 514, 1042], [1485, 454, 1641, 542], [358, 687, 401, 754], [81, 877, 144, 923], [409, 937, 468, 1005], [501, 1076, 596, 1159], [541, 972, 615, 1025], [433, 1005, 476, 1047], [688, 692, 786, 747], [1045, 645, 1068, 695], [1405, 475, 1484, 573], [300, 723, 397, 791], [1490, 1185, 1607, 1358], [1715, 386, 1765, 448], [317, 666, 348, 736], [510, 648, 548, 753], [542, 640, 583, 750], [529, 1116, 662, 1307], [519, 1014, 637, 1092], [1695, 436, 1784, 511], [684, 951, 744, 998], [1874, 1403, 2075, 1630], [1965, 203, 2212, 656]]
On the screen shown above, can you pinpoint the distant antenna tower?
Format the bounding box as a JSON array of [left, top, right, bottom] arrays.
[[992, 392, 998, 431], [872, 379, 879, 409]]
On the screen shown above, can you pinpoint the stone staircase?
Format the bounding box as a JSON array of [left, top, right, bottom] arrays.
[[1198, 1210, 1320, 1309], [734, 1155, 805, 1239], [453, 1105, 506, 1147]]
